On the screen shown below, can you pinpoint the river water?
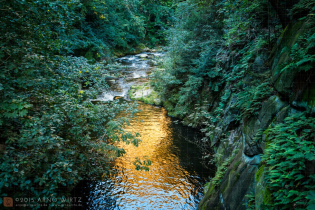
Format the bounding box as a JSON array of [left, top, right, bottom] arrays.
[[73, 52, 213, 210]]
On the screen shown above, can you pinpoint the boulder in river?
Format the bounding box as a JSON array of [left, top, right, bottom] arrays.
[[116, 58, 133, 65], [129, 84, 162, 106], [114, 96, 124, 100], [139, 54, 148, 58]]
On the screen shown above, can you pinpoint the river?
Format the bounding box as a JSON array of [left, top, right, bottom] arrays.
[[72, 52, 213, 210]]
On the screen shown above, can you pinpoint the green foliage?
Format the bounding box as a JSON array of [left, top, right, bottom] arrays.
[[138, 0, 175, 47], [263, 187, 273, 205], [152, 0, 278, 125], [235, 82, 273, 120], [84, 0, 146, 50], [152, 0, 225, 121], [262, 113, 315, 209], [133, 156, 152, 171], [220, 0, 270, 47], [209, 156, 233, 187], [244, 191, 256, 210], [306, 190, 315, 210]]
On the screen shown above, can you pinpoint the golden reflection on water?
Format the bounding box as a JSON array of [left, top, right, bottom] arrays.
[[107, 102, 202, 209]]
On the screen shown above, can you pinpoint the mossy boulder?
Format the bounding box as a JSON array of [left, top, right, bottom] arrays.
[[128, 84, 162, 106]]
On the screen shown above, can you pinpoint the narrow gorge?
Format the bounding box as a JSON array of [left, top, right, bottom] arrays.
[[1, 0, 314, 209]]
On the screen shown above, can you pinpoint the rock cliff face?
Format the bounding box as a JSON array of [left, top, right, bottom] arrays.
[[198, 20, 314, 210]]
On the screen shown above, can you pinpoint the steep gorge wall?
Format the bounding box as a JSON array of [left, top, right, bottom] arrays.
[[198, 19, 314, 210]]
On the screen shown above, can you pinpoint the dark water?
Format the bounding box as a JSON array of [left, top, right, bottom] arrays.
[[72, 53, 213, 210]]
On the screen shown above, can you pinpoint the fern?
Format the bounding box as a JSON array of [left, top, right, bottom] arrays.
[[262, 114, 315, 209], [235, 82, 272, 120]]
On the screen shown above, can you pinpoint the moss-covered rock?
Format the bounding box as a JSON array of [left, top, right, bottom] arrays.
[[255, 165, 266, 209], [255, 164, 265, 181], [243, 117, 262, 157], [129, 84, 162, 106], [258, 95, 288, 128], [242, 95, 288, 157], [199, 149, 258, 210]]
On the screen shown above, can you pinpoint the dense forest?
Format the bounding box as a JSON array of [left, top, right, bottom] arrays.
[[1, 0, 315, 209]]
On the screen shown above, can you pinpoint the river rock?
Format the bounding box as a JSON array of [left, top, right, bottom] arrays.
[[114, 96, 123, 100], [147, 60, 157, 66], [139, 54, 148, 58], [129, 84, 162, 106], [117, 58, 133, 65]]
